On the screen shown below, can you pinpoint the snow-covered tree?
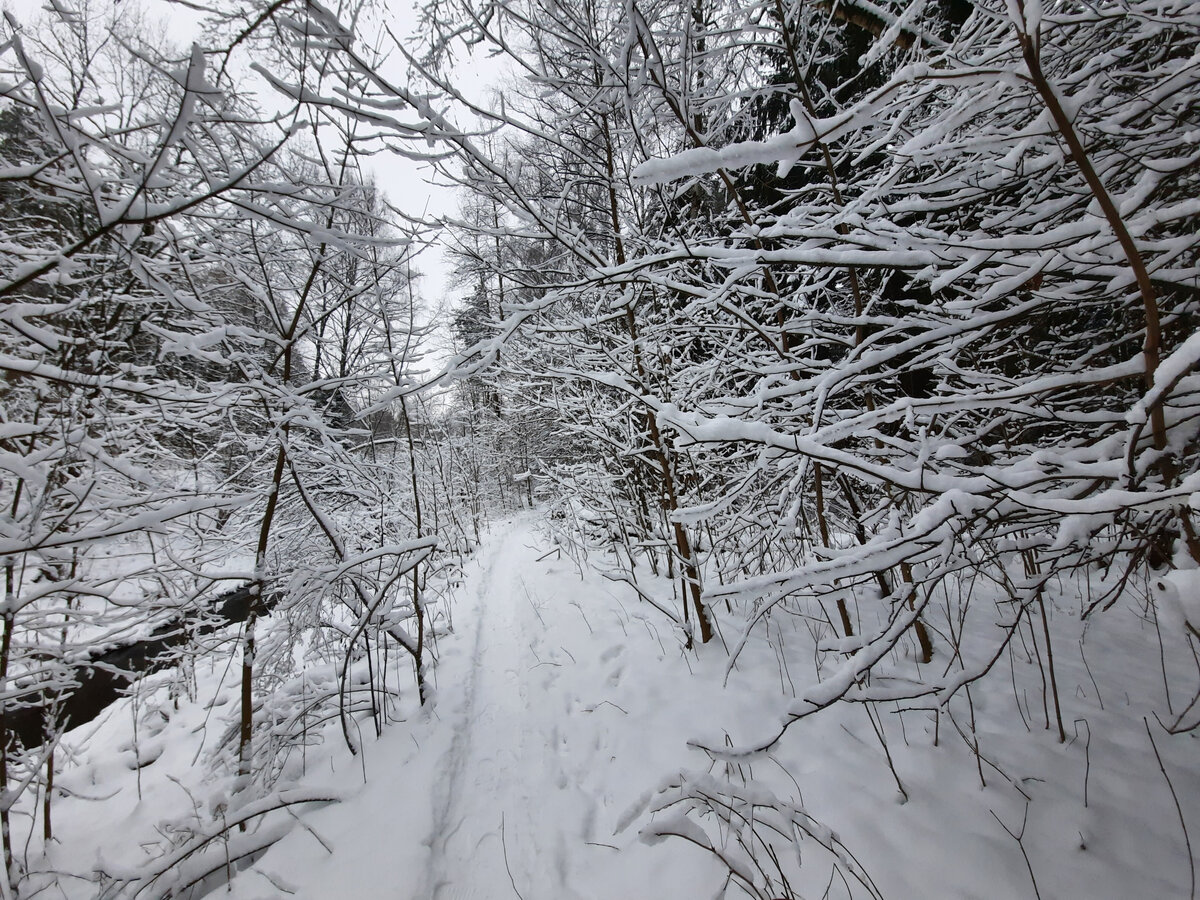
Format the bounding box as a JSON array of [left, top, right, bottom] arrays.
[[0, 0, 457, 890], [412, 0, 1200, 891]]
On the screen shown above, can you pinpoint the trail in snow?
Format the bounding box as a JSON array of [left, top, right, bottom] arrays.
[[422, 525, 579, 899], [225, 515, 721, 900], [419, 518, 699, 899]]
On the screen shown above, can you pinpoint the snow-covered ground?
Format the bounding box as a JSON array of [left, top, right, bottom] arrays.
[[221, 513, 727, 899], [24, 513, 1200, 899]]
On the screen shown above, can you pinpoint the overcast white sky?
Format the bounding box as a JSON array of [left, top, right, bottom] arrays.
[[1, 0, 511, 332]]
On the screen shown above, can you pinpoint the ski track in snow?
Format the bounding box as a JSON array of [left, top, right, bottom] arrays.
[[423, 524, 576, 899], [407, 515, 687, 900], [219, 514, 711, 900]]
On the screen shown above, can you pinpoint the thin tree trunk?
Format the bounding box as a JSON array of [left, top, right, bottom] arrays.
[[1, 577, 14, 892], [813, 462, 854, 638], [1, 481, 21, 890], [399, 396, 428, 705], [1018, 9, 1193, 565], [601, 111, 714, 645]]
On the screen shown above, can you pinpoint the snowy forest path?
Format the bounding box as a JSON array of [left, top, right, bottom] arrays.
[[422, 516, 583, 899], [227, 513, 720, 899]]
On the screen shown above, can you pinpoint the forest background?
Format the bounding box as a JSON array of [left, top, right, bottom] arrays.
[[0, 0, 1197, 896]]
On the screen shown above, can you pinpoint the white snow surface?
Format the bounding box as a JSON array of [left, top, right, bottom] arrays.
[[28, 513, 1200, 899], [209, 515, 727, 899]]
